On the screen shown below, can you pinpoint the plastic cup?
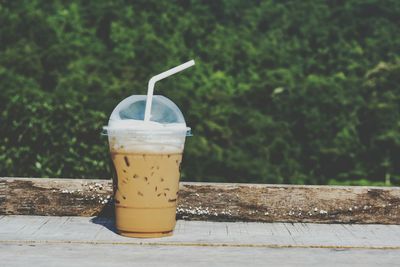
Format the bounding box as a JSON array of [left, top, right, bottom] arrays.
[[104, 95, 190, 238]]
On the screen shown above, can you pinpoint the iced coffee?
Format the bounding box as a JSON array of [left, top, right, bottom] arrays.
[[104, 60, 194, 238], [109, 137, 184, 237], [105, 95, 190, 238]]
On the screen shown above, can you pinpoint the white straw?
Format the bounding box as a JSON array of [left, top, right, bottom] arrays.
[[144, 60, 195, 122]]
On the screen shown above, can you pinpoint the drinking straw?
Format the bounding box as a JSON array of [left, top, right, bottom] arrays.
[[144, 60, 195, 122]]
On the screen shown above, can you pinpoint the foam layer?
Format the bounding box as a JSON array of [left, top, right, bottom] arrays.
[[106, 119, 188, 131], [104, 119, 188, 154]]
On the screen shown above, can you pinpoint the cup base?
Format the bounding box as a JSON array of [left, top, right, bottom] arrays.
[[115, 205, 177, 238], [118, 230, 173, 238]]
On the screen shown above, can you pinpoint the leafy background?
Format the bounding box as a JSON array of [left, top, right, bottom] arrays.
[[1, 0, 399, 185]]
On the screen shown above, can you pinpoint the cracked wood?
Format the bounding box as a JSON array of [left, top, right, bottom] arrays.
[[0, 177, 399, 224]]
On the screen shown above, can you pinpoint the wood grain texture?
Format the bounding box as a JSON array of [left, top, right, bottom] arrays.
[[3, 244, 400, 267], [1, 177, 400, 224], [1, 216, 400, 248], [1, 216, 400, 267]]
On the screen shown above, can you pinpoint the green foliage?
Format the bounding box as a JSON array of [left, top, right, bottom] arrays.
[[0, 0, 399, 185], [327, 179, 389, 187]]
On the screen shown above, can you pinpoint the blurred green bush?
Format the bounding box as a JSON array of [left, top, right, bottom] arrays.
[[0, 0, 399, 185]]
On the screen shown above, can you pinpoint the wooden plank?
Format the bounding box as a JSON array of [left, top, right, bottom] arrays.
[[1, 243, 399, 267], [1, 177, 400, 224], [1, 215, 400, 266], [1, 215, 400, 248]]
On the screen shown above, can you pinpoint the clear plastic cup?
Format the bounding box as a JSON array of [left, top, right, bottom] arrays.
[[103, 95, 190, 238]]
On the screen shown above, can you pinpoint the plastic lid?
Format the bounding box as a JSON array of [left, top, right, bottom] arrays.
[[103, 95, 190, 135]]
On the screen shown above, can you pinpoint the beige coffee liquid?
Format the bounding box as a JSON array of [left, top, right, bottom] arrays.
[[111, 151, 182, 238]]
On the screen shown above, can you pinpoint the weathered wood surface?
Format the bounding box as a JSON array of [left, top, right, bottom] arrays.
[[1, 177, 400, 224], [2, 215, 400, 248], [0, 215, 400, 266], [4, 243, 400, 267]]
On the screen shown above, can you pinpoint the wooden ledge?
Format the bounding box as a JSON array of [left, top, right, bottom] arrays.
[[0, 177, 399, 224]]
